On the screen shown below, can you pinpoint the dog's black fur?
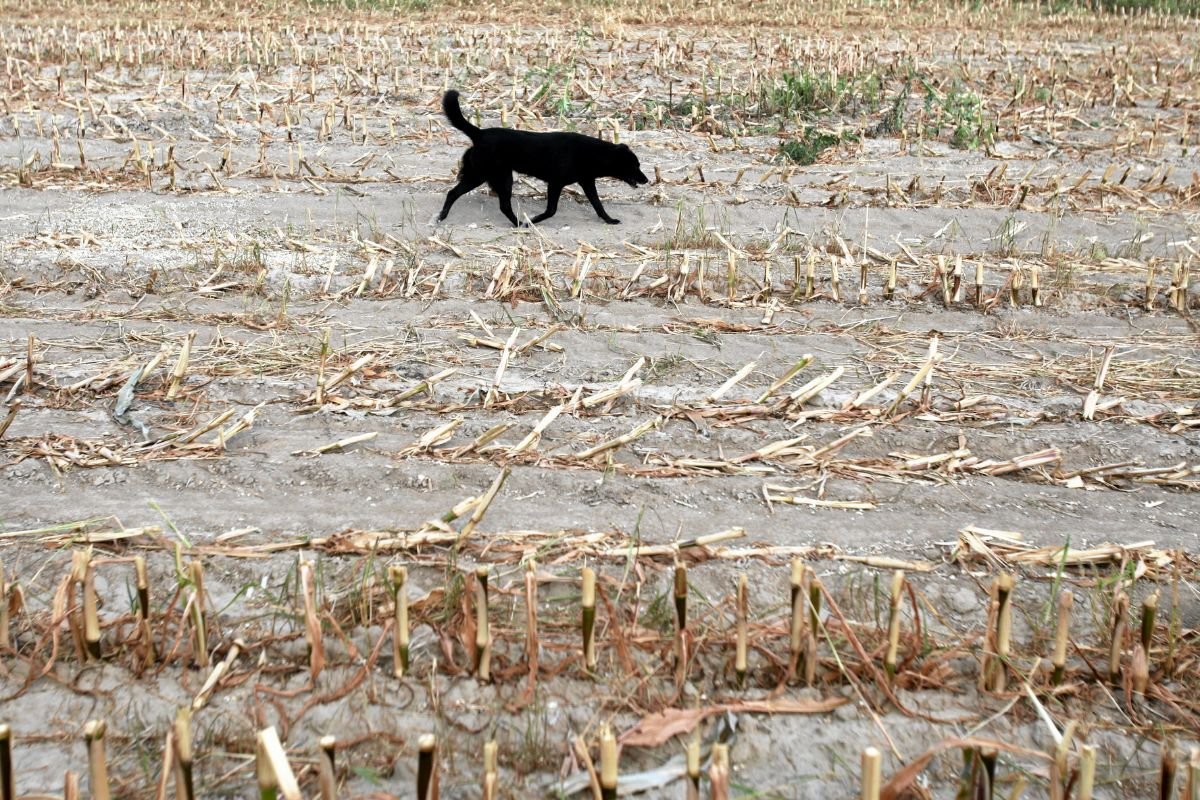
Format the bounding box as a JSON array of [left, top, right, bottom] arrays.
[[437, 90, 649, 226]]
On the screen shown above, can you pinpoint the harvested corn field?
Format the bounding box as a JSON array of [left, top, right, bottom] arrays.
[[1, 0, 1199, 797]]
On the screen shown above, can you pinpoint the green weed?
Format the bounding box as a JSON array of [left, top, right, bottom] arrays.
[[765, 69, 883, 118], [923, 81, 995, 149], [1057, 0, 1200, 13], [780, 128, 847, 165]]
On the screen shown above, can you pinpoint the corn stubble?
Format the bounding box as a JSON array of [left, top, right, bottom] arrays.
[[1, 0, 1198, 797]]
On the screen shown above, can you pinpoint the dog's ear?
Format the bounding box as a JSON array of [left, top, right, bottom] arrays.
[[618, 143, 631, 152]]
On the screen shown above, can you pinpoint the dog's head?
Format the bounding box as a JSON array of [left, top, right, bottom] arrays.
[[613, 143, 650, 188]]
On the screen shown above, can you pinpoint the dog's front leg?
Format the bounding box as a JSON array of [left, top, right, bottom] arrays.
[[439, 174, 486, 222], [580, 179, 620, 225]]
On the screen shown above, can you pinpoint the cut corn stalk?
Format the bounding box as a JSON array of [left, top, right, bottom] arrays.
[[399, 419, 463, 456], [256, 727, 301, 800], [296, 431, 378, 456], [457, 468, 510, 544], [1082, 346, 1115, 421], [575, 416, 661, 459], [417, 735, 439, 800], [173, 708, 194, 800], [887, 341, 940, 416], [599, 725, 618, 800], [509, 404, 565, 454], [884, 570, 905, 680], [756, 355, 813, 402], [166, 331, 196, 401], [582, 566, 597, 672], [324, 354, 375, 394], [0, 725, 13, 800], [299, 560, 324, 681], [788, 366, 844, 408], [474, 567, 491, 682], [192, 638, 242, 711], [707, 361, 756, 403], [1051, 590, 1073, 685], [764, 488, 875, 511], [735, 574, 748, 687], [84, 721, 110, 800], [318, 737, 336, 800], [861, 747, 881, 800]]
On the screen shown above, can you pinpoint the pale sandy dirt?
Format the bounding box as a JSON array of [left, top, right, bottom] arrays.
[[1, 2, 1199, 798]]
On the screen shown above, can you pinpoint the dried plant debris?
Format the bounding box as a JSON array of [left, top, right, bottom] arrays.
[[2, 0, 1200, 796]]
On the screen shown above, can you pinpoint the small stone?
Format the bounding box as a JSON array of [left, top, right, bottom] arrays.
[[833, 700, 859, 721], [949, 587, 978, 615]]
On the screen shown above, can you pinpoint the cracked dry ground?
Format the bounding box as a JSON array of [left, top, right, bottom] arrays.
[[1, 1, 1199, 798]]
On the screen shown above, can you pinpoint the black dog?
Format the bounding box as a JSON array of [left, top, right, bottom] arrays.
[[437, 90, 649, 226]]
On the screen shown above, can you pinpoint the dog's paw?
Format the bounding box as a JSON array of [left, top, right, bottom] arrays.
[[604, 218, 621, 225]]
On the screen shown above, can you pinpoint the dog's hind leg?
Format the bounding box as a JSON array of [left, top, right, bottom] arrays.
[[529, 184, 564, 224], [488, 172, 520, 227], [438, 155, 486, 222], [580, 179, 620, 225]]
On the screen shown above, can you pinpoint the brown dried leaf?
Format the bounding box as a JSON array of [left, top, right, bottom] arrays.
[[620, 696, 848, 748]]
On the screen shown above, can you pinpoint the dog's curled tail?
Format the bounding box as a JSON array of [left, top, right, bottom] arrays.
[[442, 90, 479, 140]]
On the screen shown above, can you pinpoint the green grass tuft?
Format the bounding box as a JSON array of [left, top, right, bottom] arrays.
[[765, 69, 883, 118], [780, 128, 848, 165]]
